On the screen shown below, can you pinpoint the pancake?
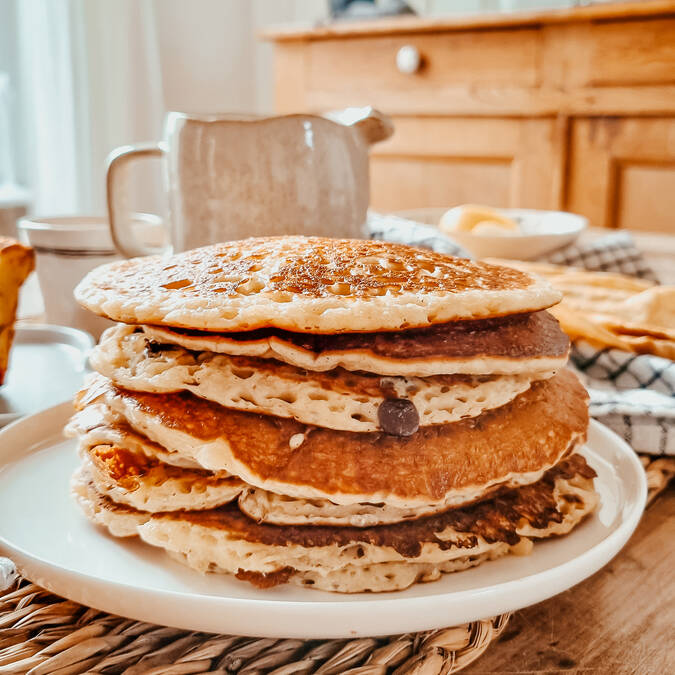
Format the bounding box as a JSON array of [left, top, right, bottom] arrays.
[[69, 403, 517, 526], [236, 487, 504, 527], [69, 415, 554, 527], [69, 409, 552, 526], [73, 455, 597, 592], [74, 237, 561, 333], [79, 369, 589, 509], [92, 324, 548, 433], [143, 310, 570, 377], [79, 443, 244, 512], [69, 407, 569, 527], [72, 465, 149, 537]]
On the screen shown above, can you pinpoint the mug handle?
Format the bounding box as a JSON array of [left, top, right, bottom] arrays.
[[106, 142, 165, 258]]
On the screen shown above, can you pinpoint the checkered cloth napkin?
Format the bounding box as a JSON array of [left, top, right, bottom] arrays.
[[367, 212, 674, 456]]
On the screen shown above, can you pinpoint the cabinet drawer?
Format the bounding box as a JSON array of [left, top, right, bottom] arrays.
[[303, 29, 541, 114], [585, 18, 675, 87]]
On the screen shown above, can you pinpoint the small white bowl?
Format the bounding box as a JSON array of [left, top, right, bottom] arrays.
[[395, 207, 587, 260]]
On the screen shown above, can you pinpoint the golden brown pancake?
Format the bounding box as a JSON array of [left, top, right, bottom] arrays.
[[92, 323, 549, 433], [82, 369, 589, 509], [158, 454, 596, 555], [74, 454, 597, 592], [71, 410, 585, 527], [142, 310, 570, 377], [74, 237, 561, 333], [148, 310, 568, 361]]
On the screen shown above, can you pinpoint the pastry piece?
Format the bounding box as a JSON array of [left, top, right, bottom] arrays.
[[0, 237, 35, 385], [439, 204, 519, 235]]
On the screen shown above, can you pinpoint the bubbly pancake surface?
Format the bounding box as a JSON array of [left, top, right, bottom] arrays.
[[86, 369, 588, 508], [74, 237, 561, 333], [142, 309, 570, 376]]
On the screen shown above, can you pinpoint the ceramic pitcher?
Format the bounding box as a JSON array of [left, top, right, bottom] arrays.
[[107, 107, 393, 256]]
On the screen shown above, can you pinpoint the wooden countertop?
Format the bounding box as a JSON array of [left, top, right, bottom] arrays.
[[464, 488, 675, 673], [261, 0, 675, 42]]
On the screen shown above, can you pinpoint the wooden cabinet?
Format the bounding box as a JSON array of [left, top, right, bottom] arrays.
[[370, 117, 565, 211], [568, 117, 675, 232], [263, 1, 675, 232]]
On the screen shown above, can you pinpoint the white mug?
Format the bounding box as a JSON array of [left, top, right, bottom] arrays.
[[18, 214, 165, 337], [106, 107, 393, 257]]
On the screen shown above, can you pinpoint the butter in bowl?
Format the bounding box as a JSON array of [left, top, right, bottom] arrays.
[[402, 205, 587, 260]]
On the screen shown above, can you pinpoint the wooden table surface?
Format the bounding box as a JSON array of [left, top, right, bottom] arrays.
[[464, 489, 675, 674]]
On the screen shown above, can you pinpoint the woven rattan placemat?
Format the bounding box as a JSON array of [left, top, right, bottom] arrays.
[[1, 456, 673, 675]]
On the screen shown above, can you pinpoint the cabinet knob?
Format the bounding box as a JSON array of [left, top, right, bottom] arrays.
[[396, 45, 421, 75]]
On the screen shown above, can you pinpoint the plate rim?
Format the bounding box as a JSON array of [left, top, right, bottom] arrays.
[[0, 402, 647, 638], [0, 324, 93, 426], [12, 323, 95, 351]]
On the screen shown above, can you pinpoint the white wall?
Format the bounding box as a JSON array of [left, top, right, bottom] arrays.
[[154, 0, 256, 114], [153, 0, 327, 116]]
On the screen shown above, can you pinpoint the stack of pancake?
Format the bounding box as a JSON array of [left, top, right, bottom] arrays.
[[68, 236, 598, 593]]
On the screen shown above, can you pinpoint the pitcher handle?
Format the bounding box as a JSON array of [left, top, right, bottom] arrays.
[[107, 142, 165, 258]]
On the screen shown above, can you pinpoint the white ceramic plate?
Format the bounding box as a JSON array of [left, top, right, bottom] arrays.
[[0, 405, 645, 639], [0, 325, 93, 427], [395, 207, 587, 260]]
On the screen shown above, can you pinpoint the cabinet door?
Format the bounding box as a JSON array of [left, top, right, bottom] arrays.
[[369, 117, 564, 212], [567, 117, 675, 232]]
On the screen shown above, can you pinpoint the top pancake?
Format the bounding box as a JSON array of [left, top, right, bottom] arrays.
[[74, 237, 561, 333]]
